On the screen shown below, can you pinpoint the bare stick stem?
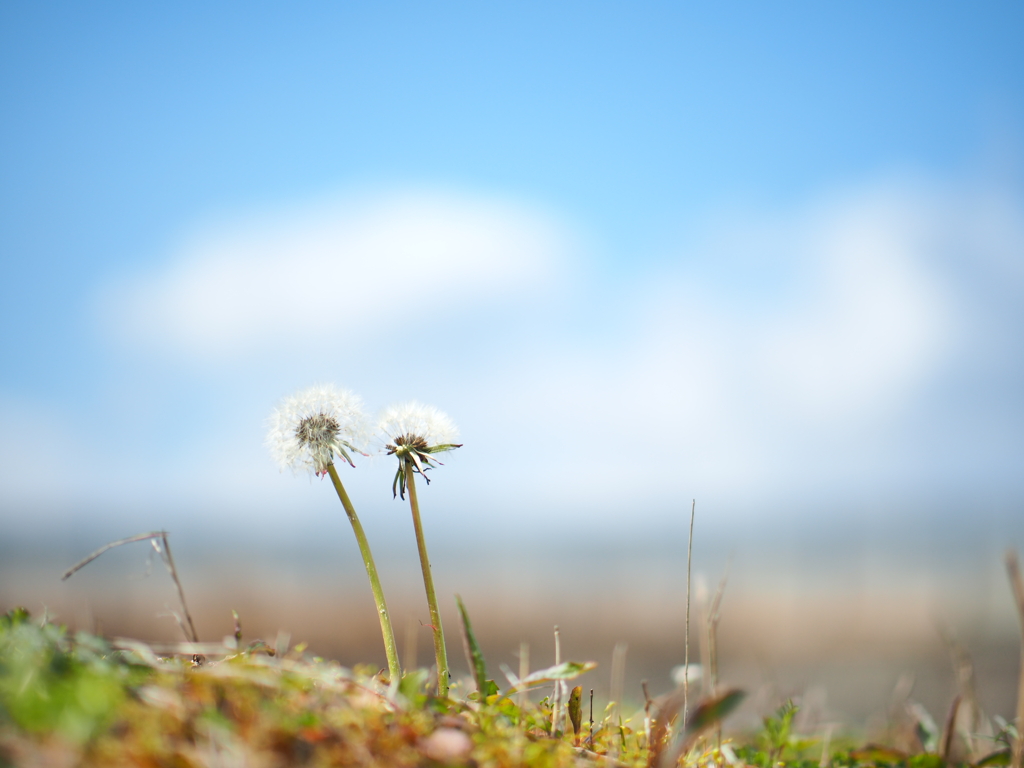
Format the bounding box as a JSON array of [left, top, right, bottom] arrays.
[[519, 641, 530, 727], [327, 463, 401, 683], [708, 568, 729, 749], [642, 679, 653, 746], [552, 625, 563, 736], [61, 530, 199, 645], [940, 694, 962, 761], [610, 641, 628, 741], [1005, 550, 1024, 768], [589, 688, 595, 749], [159, 533, 199, 643], [61, 531, 167, 581], [405, 465, 449, 696], [684, 499, 695, 723]]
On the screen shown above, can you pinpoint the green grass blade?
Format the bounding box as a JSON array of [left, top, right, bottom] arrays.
[[455, 595, 488, 697]]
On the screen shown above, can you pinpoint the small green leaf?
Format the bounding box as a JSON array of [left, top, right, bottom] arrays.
[[504, 661, 597, 693], [684, 688, 746, 740], [1, 606, 30, 628], [397, 669, 430, 708], [849, 745, 910, 763], [909, 755, 947, 768], [467, 680, 499, 702], [975, 749, 1012, 767]]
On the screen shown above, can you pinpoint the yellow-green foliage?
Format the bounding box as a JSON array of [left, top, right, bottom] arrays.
[[2, 609, 1005, 768], [0, 609, 645, 767]]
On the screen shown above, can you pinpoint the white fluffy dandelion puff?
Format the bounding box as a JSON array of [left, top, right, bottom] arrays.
[[378, 401, 462, 498], [267, 384, 370, 476]]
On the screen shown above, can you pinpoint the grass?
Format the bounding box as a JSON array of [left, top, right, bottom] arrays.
[[0, 607, 626, 767], [3, 455, 1023, 766], [0, 601, 1019, 768]]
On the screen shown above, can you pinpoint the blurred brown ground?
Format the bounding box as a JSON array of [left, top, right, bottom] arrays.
[[2, 539, 1018, 734]]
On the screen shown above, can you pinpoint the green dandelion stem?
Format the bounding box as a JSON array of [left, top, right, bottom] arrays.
[[405, 463, 449, 696], [326, 462, 401, 683]]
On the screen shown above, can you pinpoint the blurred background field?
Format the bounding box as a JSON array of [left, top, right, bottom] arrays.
[[3, 506, 1021, 731], [2, 0, 1024, 738]]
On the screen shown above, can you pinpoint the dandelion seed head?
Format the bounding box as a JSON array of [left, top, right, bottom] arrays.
[[266, 384, 369, 475], [377, 401, 460, 448], [377, 401, 462, 498]]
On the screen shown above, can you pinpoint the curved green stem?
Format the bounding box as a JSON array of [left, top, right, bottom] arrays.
[[405, 464, 449, 696], [326, 463, 401, 683]]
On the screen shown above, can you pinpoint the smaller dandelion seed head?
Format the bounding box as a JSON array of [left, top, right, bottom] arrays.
[[266, 384, 370, 476], [377, 401, 462, 498], [378, 401, 460, 448]]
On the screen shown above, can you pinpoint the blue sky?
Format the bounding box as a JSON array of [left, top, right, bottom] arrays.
[[1, 2, 1023, 542]]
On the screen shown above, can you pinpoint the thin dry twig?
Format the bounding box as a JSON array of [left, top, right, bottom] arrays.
[[642, 680, 653, 745], [61, 531, 167, 581], [518, 641, 530, 728], [707, 567, 729, 747], [707, 568, 728, 697], [61, 530, 199, 645], [936, 622, 990, 759], [155, 534, 199, 644], [551, 626, 563, 736], [684, 499, 695, 723], [1005, 550, 1024, 768], [939, 694, 962, 761], [589, 688, 595, 749]]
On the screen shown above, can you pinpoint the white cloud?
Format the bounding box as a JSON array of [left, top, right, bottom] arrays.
[[15, 175, 1019, 533], [96, 188, 575, 361], [753, 188, 951, 422], [452, 177, 1022, 513]]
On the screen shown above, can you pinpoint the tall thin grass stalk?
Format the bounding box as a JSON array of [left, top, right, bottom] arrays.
[[939, 694, 962, 761], [819, 724, 834, 768], [589, 688, 595, 749], [404, 464, 449, 695], [707, 570, 728, 749], [938, 624, 989, 760], [696, 578, 710, 698], [156, 533, 199, 645], [683, 499, 695, 723], [519, 641, 530, 727], [642, 680, 653, 745], [609, 641, 628, 760], [551, 626, 563, 735], [707, 571, 727, 696], [326, 463, 401, 683], [1005, 550, 1024, 768]]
